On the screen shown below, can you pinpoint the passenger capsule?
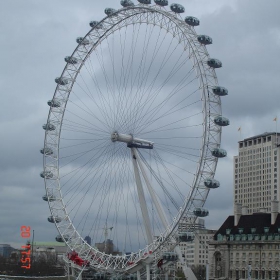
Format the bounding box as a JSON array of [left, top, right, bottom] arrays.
[[212, 148, 227, 158], [170, 3, 185, 13], [89, 21, 103, 29], [214, 116, 230, 126], [178, 232, 195, 242], [121, 0, 135, 7], [154, 0, 168, 6], [138, 0, 151, 4], [76, 37, 90, 45], [65, 56, 79, 64], [40, 171, 54, 179], [204, 178, 220, 189], [48, 216, 62, 223], [40, 147, 53, 155], [197, 35, 212, 45], [56, 234, 69, 242], [212, 86, 228, 96], [207, 58, 222, 68], [193, 207, 209, 217], [47, 99, 61, 108], [162, 252, 178, 261], [42, 194, 56, 202], [42, 123, 56, 131], [55, 77, 69, 86], [185, 16, 200, 26], [105, 8, 117, 16]]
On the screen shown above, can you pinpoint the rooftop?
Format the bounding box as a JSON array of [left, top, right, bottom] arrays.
[[213, 213, 280, 239]]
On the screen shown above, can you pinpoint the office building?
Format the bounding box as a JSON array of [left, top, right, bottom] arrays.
[[234, 132, 280, 214]]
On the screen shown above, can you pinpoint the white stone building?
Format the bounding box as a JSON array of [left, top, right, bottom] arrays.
[[208, 202, 280, 280]]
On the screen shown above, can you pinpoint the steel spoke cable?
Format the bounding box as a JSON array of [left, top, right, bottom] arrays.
[[61, 141, 116, 201], [66, 98, 110, 133], [136, 111, 202, 137], [129, 29, 178, 132], [69, 87, 112, 130], [83, 55, 115, 126], [72, 67, 114, 128], [130, 30, 187, 128], [133, 60, 197, 133], [135, 78, 200, 134], [139, 123, 202, 135]]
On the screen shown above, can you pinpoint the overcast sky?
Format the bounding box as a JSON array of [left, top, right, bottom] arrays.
[[0, 0, 280, 249]]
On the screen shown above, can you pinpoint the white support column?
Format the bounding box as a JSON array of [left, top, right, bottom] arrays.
[[146, 264, 151, 280], [165, 271, 168, 280], [134, 148, 169, 228], [131, 148, 153, 244], [137, 269, 141, 280], [175, 246, 197, 280]]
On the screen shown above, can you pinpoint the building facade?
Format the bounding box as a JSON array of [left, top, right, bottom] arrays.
[[178, 219, 216, 269], [208, 203, 280, 280], [234, 132, 280, 214]]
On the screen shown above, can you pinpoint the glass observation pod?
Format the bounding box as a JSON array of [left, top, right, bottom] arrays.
[[212, 148, 227, 158], [154, 0, 168, 6], [214, 116, 230, 126], [48, 216, 62, 223], [55, 234, 69, 242], [105, 8, 117, 16], [197, 35, 213, 45], [138, 0, 151, 4], [40, 147, 53, 155], [204, 178, 220, 189], [162, 252, 178, 261], [121, 0, 135, 7], [89, 21, 104, 29], [212, 86, 228, 96], [76, 37, 90, 45], [65, 56, 79, 64], [178, 232, 195, 242], [40, 171, 54, 179], [42, 194, 56, 202], [170, 3, 185, 13], [207, 58, 222, 68], [185, 16, 200, 26], [47, 99, 61, 108], [193, 207, 209, 217], [42, 123, 56, 131], [55, 77, 69, 86]]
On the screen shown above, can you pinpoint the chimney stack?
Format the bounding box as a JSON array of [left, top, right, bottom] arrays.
[[234, 203, 242, 226], [271, 200, 279, 225]]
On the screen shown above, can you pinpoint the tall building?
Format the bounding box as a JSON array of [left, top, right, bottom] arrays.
[[234, 132, 280, 214]]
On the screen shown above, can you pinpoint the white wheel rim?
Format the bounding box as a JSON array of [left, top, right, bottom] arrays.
[[42, 4, 222, 273]]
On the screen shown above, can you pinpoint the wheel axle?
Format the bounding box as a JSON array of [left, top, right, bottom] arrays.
[[111, 132, 154, 149]]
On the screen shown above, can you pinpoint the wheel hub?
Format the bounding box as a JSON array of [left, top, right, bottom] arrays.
[[111, 132, 154, 149]]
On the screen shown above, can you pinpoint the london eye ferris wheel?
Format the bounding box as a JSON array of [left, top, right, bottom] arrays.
[[41, 0, 229, 276]]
